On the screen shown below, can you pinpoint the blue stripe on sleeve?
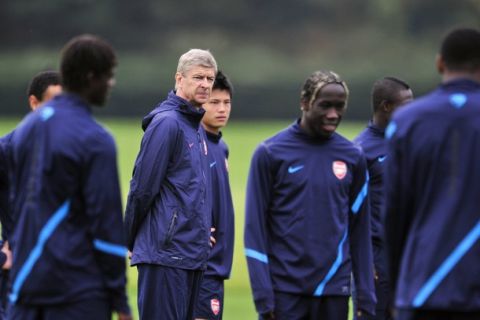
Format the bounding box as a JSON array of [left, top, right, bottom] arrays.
[[245, 248, 269, 264], [9, 200, 70, 304], [385, 121, 397, 140], [93, 239, 127, 258], [412, 219, 480, 307], [314, 228, 348, 296], [351, 171, 369, 214], [40, 106, 55, 121]]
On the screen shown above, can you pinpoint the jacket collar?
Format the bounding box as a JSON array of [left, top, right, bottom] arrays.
[[367, 120, 385, 137], [290, 119, 335, 143], [441, 78, 480, 91], [167, 91, 205, 123], [55, 92, 92, 114], [205, 129, 222, 143]]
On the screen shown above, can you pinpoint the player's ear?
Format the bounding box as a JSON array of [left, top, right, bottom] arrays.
[[380, 100, 391, 113], [300, 99, 308, 111], [436, 53, 445, 75], [175, 72, 183, 87], [29, 95, 40, 111]]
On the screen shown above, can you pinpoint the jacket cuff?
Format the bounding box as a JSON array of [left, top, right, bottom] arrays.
[[355, 291, 377, 316], [254, 296, 275, 316], [110, 290, 131, 315]]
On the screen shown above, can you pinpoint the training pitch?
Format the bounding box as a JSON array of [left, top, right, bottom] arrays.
[[0, 118, 364, 319]]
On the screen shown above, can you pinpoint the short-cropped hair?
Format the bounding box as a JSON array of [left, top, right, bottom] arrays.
[[441, 28, 480, 72], [371, 76, 410, 113], [27, 70, 60, 100], [60, 34, 117, 92]]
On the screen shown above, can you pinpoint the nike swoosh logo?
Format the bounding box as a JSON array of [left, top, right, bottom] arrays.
[[210, 161, 216, 168], [288, 165, 304, 174], [188, 143, 194, 148], [378, 156, 387, 162]]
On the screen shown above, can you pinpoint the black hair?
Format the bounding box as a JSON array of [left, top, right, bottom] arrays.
[[212, 70, 234, 98], [60, 34, 117, 92], [440, 28, 480, 72], [300, 70, 349, 106], [371, 76, 411, 113], [27, 70, 60, 100]]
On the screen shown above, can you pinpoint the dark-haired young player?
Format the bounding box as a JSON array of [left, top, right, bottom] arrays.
[[354, 77, 413, 320], [195, 71, 235, 320], [0, 70, 62, 319], [26, 70, 62, 110]]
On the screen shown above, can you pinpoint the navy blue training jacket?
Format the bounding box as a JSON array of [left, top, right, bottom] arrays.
[[354, 122, 386, 246], [0, 133, 14, 266], [385, 78, 480, 311], [204, 131, 234, 279], [9, 93, 129, 312], [125, 91, 212, 270], [244, 121, 376, 315]]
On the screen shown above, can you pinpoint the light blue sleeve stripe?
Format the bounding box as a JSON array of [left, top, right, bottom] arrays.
[[9, 200, 70, 304], [40, 106, 55, 121], [351, 171, 369, 214], [385, 121, 397, 140], [93, 239, 127, 258], [314, 228, 348, 296], [245, 248, 269, 264], [412, 219, 480, 307]]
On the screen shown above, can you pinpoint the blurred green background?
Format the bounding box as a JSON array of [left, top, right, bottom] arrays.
[[1, 1, 479, 120], [0, 118, 364, 319]]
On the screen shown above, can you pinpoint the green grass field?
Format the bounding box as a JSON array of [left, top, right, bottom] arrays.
[[0, 118, 365, 319]]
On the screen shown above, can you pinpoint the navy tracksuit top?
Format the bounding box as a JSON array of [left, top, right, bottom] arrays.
[[244, 121, 376, 315], [204, 131, 234, 279], [385, 78, 480, 311], [9, 93, 129, 312], [354, 122, 386, 246], [125, 91, 212, 270], [0, 132, 14, 266]]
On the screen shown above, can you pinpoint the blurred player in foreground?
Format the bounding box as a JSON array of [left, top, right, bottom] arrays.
[[8, 34, 131, 320], [385, 27, 480, 320]]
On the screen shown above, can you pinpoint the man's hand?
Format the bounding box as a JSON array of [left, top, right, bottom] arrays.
[[210, 227, 216, 247], [117, 312, 133, 320], [261, 311, 275, 319], [1, 241, 12, 270], [357, 308, 373, 318]]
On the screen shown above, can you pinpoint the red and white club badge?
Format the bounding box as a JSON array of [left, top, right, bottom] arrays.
[[211, 298, 221, 316], [332, 161, 347, 180]]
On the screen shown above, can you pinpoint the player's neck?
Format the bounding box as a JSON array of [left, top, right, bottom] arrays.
[[372, 114, 388, 130], [442, 71, 480, 84], [202, 123, 220, 135]]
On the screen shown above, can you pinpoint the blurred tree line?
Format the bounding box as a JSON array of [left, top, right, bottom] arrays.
[[1, 0, 479, 119]]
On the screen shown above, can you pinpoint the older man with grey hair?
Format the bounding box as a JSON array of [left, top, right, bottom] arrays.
[[125, 49, 217, 319]]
